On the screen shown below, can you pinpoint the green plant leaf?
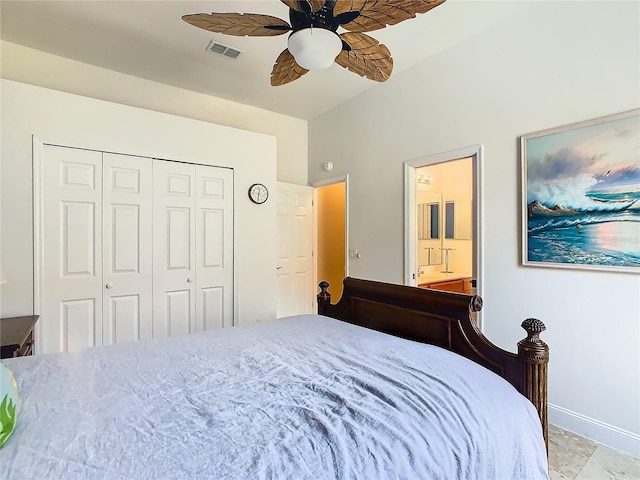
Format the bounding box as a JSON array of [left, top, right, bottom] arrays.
[[0, 393, 17, 447]]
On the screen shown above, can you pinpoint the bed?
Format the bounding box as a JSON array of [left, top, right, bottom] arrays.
[[0, 277, 549, 479]]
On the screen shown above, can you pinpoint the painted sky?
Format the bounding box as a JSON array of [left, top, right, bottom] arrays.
[[525, 112, 640, 207]]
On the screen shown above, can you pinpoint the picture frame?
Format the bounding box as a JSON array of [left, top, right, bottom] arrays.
[[520, 109, 640, 273]]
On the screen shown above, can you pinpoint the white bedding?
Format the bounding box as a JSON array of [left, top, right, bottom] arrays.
[[0, 315, 548, 479]]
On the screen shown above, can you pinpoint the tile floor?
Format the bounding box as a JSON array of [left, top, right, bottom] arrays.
[[549, 425, 640, 479]]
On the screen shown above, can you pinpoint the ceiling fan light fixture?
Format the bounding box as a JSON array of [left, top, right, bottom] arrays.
[[183, 0, 446, 85], [287, 28, 342, 70]]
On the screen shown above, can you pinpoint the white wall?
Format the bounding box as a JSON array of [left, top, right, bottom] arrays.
[[1, 79, 278, 328], [309, 1, 640, 456], [0, 40, 308, 185]]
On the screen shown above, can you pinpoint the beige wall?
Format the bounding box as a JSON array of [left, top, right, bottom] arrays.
[[0, 40, 308, 185], [317, 183, 346, 300], [309, 1, 640, 457]]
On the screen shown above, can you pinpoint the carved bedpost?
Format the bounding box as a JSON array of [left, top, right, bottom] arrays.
[[317, 281, 331, 315], [517, 318, 549, 452]]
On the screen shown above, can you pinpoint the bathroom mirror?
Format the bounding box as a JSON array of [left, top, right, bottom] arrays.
[[444, 200, 472, 240], [417, 192, 442, 265], [418, 202, 440, 240]]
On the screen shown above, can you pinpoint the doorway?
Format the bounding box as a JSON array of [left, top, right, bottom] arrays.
[[404, 146, 483, 299], [314, 176, 348, 302]]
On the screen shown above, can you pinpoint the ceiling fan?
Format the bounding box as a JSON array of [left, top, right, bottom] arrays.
[[183, 0, 446, 86]]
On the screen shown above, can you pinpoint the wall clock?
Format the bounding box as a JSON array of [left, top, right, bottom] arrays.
[[248, 183, 268, 204]]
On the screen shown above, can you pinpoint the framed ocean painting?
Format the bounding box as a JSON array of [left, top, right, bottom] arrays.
[[521, 109, 640, 273]]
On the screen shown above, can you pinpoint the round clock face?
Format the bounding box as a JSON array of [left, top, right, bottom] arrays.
[[248, 183, 268, 204]]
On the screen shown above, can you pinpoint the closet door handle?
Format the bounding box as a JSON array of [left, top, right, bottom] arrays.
[[105, 283, 112, 289], [187, 278, 193, 283]]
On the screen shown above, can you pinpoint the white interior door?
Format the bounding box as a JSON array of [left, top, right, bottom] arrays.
[[195, 165, 233, 331], [102, 153, 153, 344], [39, 146, 235, 352], [153, 161, 234, 337], [42, 145, 103, 353], [153, 161, 196, 338], [276, 182, 314, 317]]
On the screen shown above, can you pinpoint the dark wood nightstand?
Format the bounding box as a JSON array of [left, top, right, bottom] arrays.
[[0, 315, 39, 359]]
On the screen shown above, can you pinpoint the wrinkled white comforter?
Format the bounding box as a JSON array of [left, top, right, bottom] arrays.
[[1, 315, 548, 479]]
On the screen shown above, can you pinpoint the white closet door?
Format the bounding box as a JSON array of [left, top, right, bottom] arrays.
[[42, 145, 103, 353], [276, 182, 314, 318], [195, 166, 234, 331], [152, 161, 197, 338], [39, 147, 235, 351], [102, 153, 153, 344]]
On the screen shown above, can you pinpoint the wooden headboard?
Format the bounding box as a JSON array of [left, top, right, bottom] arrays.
[[317, 277, 549, 450]]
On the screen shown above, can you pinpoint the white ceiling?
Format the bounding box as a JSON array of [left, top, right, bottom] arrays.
[[0, 1, 526, 120]]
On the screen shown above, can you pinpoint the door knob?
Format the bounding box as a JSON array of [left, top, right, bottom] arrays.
[[105, 283, 112, 289], [187, 278, 193, 283], [277, 266, 283, 270]]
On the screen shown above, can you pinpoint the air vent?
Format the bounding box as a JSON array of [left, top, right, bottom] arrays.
[[206, 39, 242, 60]]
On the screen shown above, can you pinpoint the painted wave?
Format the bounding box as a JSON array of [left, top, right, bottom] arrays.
[[526, 186, 639, 267], [528, 198, 638, 218], [528, 211, 639, 234]]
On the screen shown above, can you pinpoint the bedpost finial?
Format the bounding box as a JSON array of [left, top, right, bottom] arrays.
[[518, 317, 549, 451], [518, 318, 549, 364], [317, 281, 331, 314], [522, 317, 546, 337], [470, 295, 483, 312]]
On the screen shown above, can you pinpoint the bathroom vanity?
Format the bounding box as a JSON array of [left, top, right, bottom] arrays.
[[418, 274, 473, 294]]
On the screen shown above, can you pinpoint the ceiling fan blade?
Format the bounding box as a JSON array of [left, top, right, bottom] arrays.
[[281, 0, 326, 13], [271, 49, 310, 86], [182, 13, 291, 36], [336, 32, 392, 82], [335, 0, 446, 32]]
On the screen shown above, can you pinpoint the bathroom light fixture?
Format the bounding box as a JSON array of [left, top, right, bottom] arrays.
[[287, 28, 342, 71]]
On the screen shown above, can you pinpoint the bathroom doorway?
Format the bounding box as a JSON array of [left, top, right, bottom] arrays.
[[404, 146, 482, 299], [314, 176, 349, 301]]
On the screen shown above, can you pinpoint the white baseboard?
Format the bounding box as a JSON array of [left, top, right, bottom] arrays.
[[549, 403, 640, 459]]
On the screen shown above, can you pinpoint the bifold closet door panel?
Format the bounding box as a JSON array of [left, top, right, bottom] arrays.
[[152, 161, 197, 338], [195, 166, 233, 332], [42, 145, 103, 354], [102, 153, 153, 345], [40, 147, 235, 351]]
